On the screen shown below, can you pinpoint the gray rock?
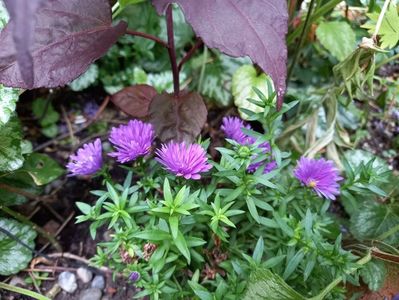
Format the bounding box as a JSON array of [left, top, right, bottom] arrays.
[[91, 275, 105, 289], [77, 267, 93, 283], [79, 288, 102, 300], [58, 272, 77, 293], [9, 276, 26, 287]]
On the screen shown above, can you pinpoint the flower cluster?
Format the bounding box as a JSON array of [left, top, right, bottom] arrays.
[[221, 116, 276, 174], [66, 120, 212, 180]]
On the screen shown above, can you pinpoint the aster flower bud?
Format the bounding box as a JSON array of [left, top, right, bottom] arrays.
[[294, 157, 343, 200], [129, 271, 140, 283], [108, 120, 155, 163], [66, 138, 103, 176]]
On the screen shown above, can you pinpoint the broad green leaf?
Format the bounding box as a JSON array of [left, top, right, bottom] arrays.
[[362, 3, 399, 49], [19, 153, 64, 186], [243, 268, 306, 300], [316, 21, 356, 61], [0, 117, 24, 172], [0, 218, 37, 275], [0, 172, 41, 206], [232, 65, 273, 119], [350, 200, 399, 247], [0, 84, 20, 126], [69, 64, 99, 91], [360, 259, 386, 291]]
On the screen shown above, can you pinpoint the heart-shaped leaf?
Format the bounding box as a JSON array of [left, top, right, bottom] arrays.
[[149, 91, 207, 142], [152, 0, 288, 107], [0, 0, 127, 89], [0, 218, 37, 276], [111, 84, 158, 118], [0, 84, 20, 125]]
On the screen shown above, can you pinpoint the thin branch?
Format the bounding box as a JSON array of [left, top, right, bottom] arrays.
[[178, 38, 203, 72], [125, 29, 169, 49], [0, 183, 39, 200], [0, 282, 50, 300], [287, 0, 316, 82], [373, 0, 391, 41], [166, 5, 180, 96]]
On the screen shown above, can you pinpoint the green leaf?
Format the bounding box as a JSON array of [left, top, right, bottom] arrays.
[[0, 0, 8, 29], [119, 0, 146, 9], [362, 3, 399, 49], [0, 84, 20, 126], [360, 260, 387, 292], [246, 197, 260, 223], [69, 64, 99, 91], [232, 65, 274, 119], [32, 98, 60, 127], [131, 229, 171, 241], [0, 117, 24, 172], [188, 280, 213, 300], [169, 216, 179, 240], [253, 237, 264, 263], [316, 21, 356, 61], [350, 200, 399, 247], [0, 218, 37, 276], [19, 153, 64, 185], [174, 231, 190, 263], [283, 250, 305, 279], [243, 268, 306, 300]]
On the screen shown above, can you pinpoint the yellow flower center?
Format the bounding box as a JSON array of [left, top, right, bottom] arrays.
[[308, 180, 317, 188]]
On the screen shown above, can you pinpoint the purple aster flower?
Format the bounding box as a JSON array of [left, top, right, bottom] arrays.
[[156, 142, 212, 180], [221, 116, 254, 145], [66, 138, 103, 176], [129, 271, 140, 283], [294, 157, 343, 200], [108, 120, 155, 163]]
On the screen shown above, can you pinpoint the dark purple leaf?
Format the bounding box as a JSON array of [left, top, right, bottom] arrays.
[[149, 91, 207, 143], [3, 0, 43, 87], [0, 0, 127, 89], [111, 84, 158, 118], [152, 0, 288, 107]]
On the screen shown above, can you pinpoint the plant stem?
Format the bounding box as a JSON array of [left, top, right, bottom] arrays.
[[166, 5, 180, 96], [178, 38, 203, 72], [0, 282, 50, 300], [198, 46, 208, 92], [287, 0, 341, 44], [373, 0, 391, 40], [287, 0, 316, 81], [376, 52, 399, 69], [0, 183, 38, 200], [125, 29, 169, 48], [0, 205, 62, 252]]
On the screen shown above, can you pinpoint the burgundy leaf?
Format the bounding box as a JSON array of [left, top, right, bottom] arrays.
[[152, 0, 288, 107], [111, 84, 158, 119], [149, 91, 207, 143], [0, 0, 127, 89], [3, 0, 43, 87]]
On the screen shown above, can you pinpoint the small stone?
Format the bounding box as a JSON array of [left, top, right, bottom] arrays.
[[9, 276, 26, 287], [91, 275, 105, 289], [79, 288, 102, 300], [58, 272, 77, 293], [77, 267, 93, 283]]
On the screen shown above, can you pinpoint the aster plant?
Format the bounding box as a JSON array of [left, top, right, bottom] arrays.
[[75, 89, 387, 300]]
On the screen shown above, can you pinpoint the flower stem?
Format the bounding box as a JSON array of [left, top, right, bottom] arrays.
[[166, 5, 180, 96], [0, 282, 50, 300], [373, 0, 391, 41]]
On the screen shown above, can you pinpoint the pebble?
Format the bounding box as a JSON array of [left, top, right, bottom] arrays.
[[9, 276, 26, 286], [77, 267, 93, 283], [91, 275, 105, 289], [58, 271, 78, 293], [79, 288, 102, 300]]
